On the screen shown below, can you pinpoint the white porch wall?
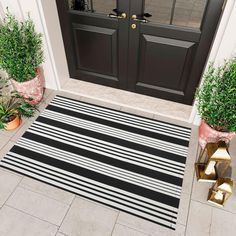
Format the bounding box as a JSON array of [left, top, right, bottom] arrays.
[[1, 0, 236, 124], [0, 0, 59, 90], [191, 0, 236, 125]]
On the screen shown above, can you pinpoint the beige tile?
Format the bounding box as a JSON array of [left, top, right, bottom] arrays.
[[37, 90, 57, 112], [0, 206, 58, 236], [117, 212, 173, 236], [185, 126, 199, 165], [229, 137, 236, 173], [171, 224, 186, 236], [0, 135, 11, 149], [62, 79, 192, 122], [120, 106, 154, 119], [152, 115, 192, 129], [6, 187, 69, 226], [43, 88, 54, 99], [191, 176, 213, 203], [153, 101, 192, 122], [181, 163, 195, 195], [57, 90, 81, 101], [20, 177, 75, 205], [186, 200, 212, 236], [177, 193, 191, 225], [56, 233, 68, 236], [59, 197, 118, 236], [210, 208, 236, 236], [0, 141, 16, 161], [80, 96, 121, 111], [0, 169, 22, 207], [112, 224, 149, 236]]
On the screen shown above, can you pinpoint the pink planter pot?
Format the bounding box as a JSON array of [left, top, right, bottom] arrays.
[[199, 120, 235, 148], [11, 68, 44, 105]]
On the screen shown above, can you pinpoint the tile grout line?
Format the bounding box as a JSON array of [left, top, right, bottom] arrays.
[[4, 204, 60, 229], [209, 206, 214, 236], [184, 135, 200, 236], [0, 165, 24, 207], [110, 210, 120, 236], [114, 221, 152, 236], [18, 184, 74, 206], [190, 199, 236, 215], [57, 194, 76, 234]]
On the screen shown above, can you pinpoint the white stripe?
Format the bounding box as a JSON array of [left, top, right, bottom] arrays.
[[2, 154, 178, 223], [50, 100, 190, 141], [51, 98, 190, 139], [41, 109, 188, 157], [26, 127, 184, 179], [53, 96, 191, 137], [17, 138, 182, 197], [30, 121, 186, 173]]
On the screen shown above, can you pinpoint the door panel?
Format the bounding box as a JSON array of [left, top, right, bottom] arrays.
[[73, 24, 117, 76], [56, 0, 129, 89], [128, 0, 224, 104], [138, 35, 196, 91]]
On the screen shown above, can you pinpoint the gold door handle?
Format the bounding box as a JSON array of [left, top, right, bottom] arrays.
[[108, 12, 127, 19], [131, 14, 149, 23]]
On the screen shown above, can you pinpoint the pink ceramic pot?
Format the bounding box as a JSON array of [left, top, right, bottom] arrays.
[[11, 68, 44, 105], [199, 120, 235, 148]]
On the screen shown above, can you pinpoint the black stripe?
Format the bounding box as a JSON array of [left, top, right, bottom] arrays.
[[3, 155, 178, 218], [35, 116, 187, 164], [56, 95, 191, 134], [52, 100, 190, 139], [21, 132, 183, 187], [10, 145, 180, 208], [46, 104, 189, 147], [29, 125, 185, 174]]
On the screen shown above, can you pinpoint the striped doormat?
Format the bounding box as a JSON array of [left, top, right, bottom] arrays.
[[0, 95, 191, 230]]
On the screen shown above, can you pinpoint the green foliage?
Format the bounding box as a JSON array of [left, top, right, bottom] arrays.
[[0, 77, 37, 129], [0, 11, 44, 82], [196, 59, 236, 132]]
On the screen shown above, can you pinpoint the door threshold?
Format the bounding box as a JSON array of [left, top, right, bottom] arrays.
[[61, 79, 193, 126]]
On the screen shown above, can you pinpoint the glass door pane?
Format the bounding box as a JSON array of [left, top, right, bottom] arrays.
[[172, 0, 207, 28], [145, 0, 174, 25], [93, 0, 116, 14], [68, 0, 117, 14], [144, 0, 208, 29]]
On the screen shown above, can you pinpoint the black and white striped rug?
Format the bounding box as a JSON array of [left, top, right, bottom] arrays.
[[0, 95, 191, 230]]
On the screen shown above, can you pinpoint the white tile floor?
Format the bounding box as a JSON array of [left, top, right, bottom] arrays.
[[0, 89, 235, 236]]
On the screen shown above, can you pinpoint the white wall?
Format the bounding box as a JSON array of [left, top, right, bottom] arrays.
[[190, 0, 236, 125], [0, 0, 59, 90]]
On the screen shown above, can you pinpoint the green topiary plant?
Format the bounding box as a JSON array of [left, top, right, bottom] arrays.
[[196, 58, 236, 132], [0, 11, 44, 82]]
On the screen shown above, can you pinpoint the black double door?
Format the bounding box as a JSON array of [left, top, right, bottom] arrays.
[[56, 0, 224, 105]]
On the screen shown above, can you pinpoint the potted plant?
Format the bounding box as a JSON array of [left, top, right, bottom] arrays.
[[195, 58, 236, 148], [0, 77, 37, 130], [0, 11, 44, 105]]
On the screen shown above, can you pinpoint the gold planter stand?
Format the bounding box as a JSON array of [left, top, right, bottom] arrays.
[[195, 141, 231, 182], [207, 178, 233, 207]]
